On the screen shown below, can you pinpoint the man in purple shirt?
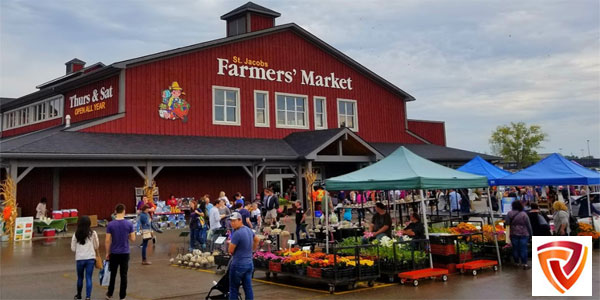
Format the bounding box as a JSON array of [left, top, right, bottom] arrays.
[[105, 204, 135, 300]]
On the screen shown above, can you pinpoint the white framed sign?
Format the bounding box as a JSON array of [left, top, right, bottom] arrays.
[[15, 217, 34, 241]]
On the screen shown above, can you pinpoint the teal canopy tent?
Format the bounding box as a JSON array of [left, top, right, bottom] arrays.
[[324, 146, 489, 268], [326, 146, 488, 190]]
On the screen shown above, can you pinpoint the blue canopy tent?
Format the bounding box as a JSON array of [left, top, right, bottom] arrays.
[[458, 155, 511, 266], [494, 153, 600, 218], [493, 153, 600, 186], [458, 155, 512, 185]]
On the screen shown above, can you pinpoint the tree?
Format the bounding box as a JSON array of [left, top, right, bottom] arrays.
[[489, 122, 547, 169]]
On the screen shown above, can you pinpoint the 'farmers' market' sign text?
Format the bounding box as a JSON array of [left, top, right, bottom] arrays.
[[217, 57, 353, 90]]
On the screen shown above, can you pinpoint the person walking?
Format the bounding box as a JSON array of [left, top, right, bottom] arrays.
[[228, 212, 260, 300], [189, 200, 202, 251], [139, 205, 152, 265], [294, 200, 308, 240], [198, 200, 208, 250], [250, 202, 262, 229], [552, 201, 570, 236], [71, 216, 99, 300], [264, 188, 279, 226], [208, 199, 226, 251], [105, 204, 135, 300], [505, 201, 533, 269]]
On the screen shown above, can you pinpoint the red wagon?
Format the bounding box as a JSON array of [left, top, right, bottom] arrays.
[[398, 267, 449, 286], [456, 259, 498, 276]]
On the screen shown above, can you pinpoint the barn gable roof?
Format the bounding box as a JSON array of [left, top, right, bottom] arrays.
[[112, 23, 415, 101]]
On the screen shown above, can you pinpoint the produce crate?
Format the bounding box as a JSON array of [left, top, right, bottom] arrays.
[[307, 266, 322, 278], [321, 267, 335, 279], [459, 252, 473, 261], [253, 258, 267, 269], [322, 266, 356, 279], [338, 267, 356, 280], [431, 244, 456, 255], [359, 265, 379, 278], [290, 264, 306, 276], [268, 261, 282, 272]]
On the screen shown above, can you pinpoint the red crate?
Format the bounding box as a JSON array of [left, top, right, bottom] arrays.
[[307, 266, 322, 278], [459, 252, 472, 261], [268, 261, 282, 273], [52, 211, 62, 219], [431, 244, 456, 255], [43, 229, 56, 237]]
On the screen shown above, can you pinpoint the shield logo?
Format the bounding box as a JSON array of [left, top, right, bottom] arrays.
[[537, 241, 588, 294]]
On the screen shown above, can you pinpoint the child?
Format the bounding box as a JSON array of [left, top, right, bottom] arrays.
[[250, 202, 262, 229]]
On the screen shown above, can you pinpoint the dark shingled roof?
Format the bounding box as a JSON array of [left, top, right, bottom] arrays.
[[221, 2, 281, 19], [0, 130, 298, 160], [372, 143, 501, 162], [0, 97, 17, 107], [284, 128, 346, 157], [65, 58, 86, 65], [1, 124, 495, 163]]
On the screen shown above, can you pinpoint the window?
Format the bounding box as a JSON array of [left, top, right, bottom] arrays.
[[228, 16, 247, 36], [254, 90, 269, 127], [275, 93, 308, 129], [2, 95, 63, 131], [212, 86, 240, 126], [337, 99, 358, 131], [313, 97, 327, 130]]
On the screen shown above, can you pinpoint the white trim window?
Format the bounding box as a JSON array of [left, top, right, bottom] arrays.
[[254, 90, 269, 127], [212, 86, 240, 126], [275, 92, 308, 129], [2, 95, 63, 131], [337, 99, 358, 131], [313, 96, 327, 130]]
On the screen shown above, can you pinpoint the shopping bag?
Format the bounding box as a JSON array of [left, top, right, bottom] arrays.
[[94, 252, 103, 269], [142, 229, 153, 240], [593, 216, 600, 232], [99, 260, 111, 286]]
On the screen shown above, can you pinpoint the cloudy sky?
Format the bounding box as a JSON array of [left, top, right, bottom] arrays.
[[1, 0, 598, 157]]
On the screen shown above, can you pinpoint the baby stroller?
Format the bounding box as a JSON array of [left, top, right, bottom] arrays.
[[205, 265, 242, 300]]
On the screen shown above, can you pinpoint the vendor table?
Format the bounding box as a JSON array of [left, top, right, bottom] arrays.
[[34, 219, 68, 233], [63, 217, 79, 224]]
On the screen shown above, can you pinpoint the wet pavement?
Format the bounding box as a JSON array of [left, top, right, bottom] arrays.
[[1, 205, 599, 299]]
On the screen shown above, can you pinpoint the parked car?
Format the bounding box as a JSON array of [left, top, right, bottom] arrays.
[[570, 192, 600, 216]]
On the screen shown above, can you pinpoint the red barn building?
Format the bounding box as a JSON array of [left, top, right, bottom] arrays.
[[0, 2, 497, 219]]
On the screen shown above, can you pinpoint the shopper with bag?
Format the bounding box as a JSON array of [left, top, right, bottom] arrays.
[[105, 204, 135, 300], [139, 205, 152, 265], [505, 200, 533, 269], [71, 215, 100, 300], [552, 201, 570, 236]]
